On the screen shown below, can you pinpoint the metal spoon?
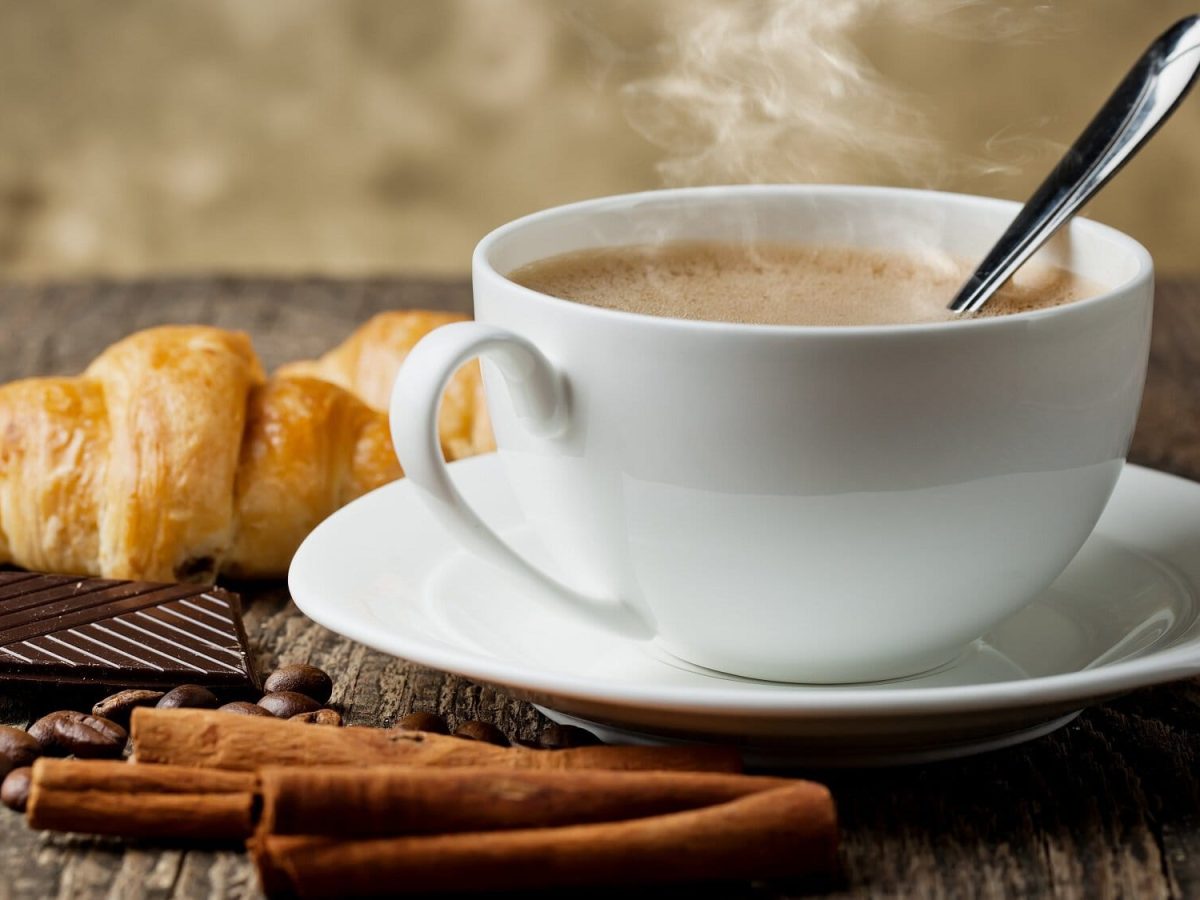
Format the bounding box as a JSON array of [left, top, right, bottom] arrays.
[[948, 15, 1200, 315]]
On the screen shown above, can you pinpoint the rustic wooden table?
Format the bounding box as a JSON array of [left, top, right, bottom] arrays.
[[1, 276, 1198, 899]]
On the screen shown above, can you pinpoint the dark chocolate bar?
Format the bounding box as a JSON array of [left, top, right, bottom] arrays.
[[0, 571, 258, 689]]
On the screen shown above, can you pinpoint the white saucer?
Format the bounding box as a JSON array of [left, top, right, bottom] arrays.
[[290, 456, 1200, 766]]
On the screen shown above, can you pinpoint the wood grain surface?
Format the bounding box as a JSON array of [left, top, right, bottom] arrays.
[[0, 277, 1198, 899]]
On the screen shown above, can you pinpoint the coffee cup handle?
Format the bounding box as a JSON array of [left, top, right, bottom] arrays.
[[390, 321, 651, 640]]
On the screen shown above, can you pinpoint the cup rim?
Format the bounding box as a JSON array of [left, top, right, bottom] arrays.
[[473, 184, 1155, 335]]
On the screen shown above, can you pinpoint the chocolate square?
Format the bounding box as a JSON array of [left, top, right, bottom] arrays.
[[0, 572, 259, 689]]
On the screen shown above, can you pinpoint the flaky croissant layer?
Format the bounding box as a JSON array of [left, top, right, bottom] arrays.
[[0, 312, 492, 581]]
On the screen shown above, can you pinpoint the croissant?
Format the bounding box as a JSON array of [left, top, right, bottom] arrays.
[[0, 312, 492, 582]]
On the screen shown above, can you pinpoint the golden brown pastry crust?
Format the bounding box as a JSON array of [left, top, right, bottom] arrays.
[[225, 376, 401, 579], [85, 326, 266, 580], [0, 312, 490, 581], [0, 377, 108, 575], [277, 311, 495, 460]]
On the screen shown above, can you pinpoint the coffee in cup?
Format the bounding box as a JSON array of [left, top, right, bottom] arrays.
[[509, 241, 1099, 327]]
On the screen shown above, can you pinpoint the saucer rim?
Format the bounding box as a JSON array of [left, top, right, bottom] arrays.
[[289, 457, 1200, 719]]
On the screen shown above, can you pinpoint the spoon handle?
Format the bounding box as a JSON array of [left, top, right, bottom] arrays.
[[949, 16, 1200, 314]]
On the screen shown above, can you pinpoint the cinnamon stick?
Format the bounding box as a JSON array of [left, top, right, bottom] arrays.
[[251, 783, 840, 897], [23, 757, 841, 893], [130, 708, 742, 773], [24, 758, 825, 846], [258, 766, 799, 837], [27, 758, 257, 840]]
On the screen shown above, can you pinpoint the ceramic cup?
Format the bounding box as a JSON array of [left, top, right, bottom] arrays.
[[390, 185, 1153, 683]]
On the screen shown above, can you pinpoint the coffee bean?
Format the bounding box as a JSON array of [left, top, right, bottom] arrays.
[[92, 689, 165, 726], [452, 720, 510, 746], [264, 664, 333, 703], [538, 723, 602, 750], [0, 726, 39, 779], [1, 767, 31, 812], [156, 685, 219, 710], [291, 708, 342, 726], [28, 711, 127, 758], [218, 701, 275, 717], [394, 711, 449, 734], [258, 691, 321, 718]]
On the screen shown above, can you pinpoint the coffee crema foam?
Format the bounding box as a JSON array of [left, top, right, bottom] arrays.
[[508, 241, 1101, 327]]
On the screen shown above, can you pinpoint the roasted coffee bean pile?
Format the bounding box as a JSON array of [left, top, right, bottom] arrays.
[[0, 661, 601, 813], [393, 711, 601, 750], [0, 662, 340, 812]]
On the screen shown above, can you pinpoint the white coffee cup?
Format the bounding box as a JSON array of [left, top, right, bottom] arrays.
[[390, 185, 1153, 683]]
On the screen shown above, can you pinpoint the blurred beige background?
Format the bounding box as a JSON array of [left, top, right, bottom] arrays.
[[1, 0, 1198, 278]]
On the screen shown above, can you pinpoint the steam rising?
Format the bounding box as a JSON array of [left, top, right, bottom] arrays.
[[599, 0, 1063, 187]]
